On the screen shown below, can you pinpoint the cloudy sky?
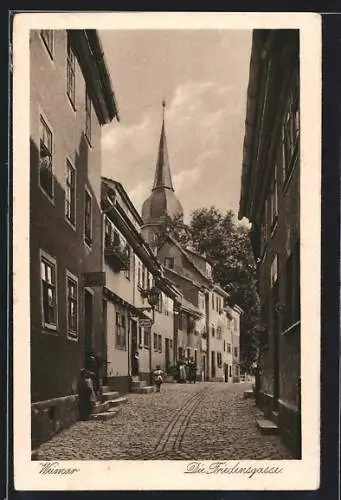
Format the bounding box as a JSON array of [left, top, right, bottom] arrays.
[[99, 29, 252, 222]]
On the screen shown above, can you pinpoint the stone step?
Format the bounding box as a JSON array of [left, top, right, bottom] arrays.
[[131, 380, 146, 388], [243, 389, 254, 399], [90, 408, 120, 421], [131, 385, 154, 394], [107, 396, 128, 408], [256, 418, 279, 435], [92, 401, 110, 414], [102, 385, 109, 393], [102, 391, 120, 401], [271, 411, 279, 426]]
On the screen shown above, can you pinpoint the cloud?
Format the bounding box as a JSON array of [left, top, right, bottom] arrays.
[[101, 78, 247, 218]]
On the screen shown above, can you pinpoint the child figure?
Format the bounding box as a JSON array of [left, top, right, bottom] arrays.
[[153, 365, 164, 393]]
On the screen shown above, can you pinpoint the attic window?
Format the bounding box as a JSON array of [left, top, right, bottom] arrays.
[[164, 257, 174, 269]]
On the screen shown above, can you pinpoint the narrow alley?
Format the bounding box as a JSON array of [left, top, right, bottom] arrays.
[[34, 383, 292, 461]]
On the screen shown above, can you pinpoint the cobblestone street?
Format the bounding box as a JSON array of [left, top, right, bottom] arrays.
[[34, 383, 293, 460]]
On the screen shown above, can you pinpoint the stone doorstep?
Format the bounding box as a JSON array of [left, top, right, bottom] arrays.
[[90, 408, 120, 421], [102, 391, 120, 401], [256, 418, 279, 435], [243, 389, 254, 399], [92, 401, 110, 414], [107, 396, 128, 408], [131, 380, 147, 388], [130, 386, 154, 394]]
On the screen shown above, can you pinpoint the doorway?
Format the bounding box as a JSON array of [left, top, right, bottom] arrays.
[[131, 320, 138, 375], [211, 351, 216, 379], [165, 338, 170, 373], [102, 299, 108, 384], [84, 289, 93, 359], [273, 280, 280, 411]]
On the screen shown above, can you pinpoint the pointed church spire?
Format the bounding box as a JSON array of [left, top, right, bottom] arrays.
[[152, 100, 174, 191]]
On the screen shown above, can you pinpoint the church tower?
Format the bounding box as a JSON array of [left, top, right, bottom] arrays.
[[141, 101, 183, 245]]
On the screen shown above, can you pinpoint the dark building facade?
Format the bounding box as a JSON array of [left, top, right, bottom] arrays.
[[30, 29, 118, 447], [239, 30, 301, 456]]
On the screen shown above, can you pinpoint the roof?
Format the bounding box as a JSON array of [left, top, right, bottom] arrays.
[[102, 177, 144, 225], [166, 235, 212, 285]]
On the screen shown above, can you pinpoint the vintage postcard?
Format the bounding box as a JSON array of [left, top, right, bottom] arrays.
[[12, 11, 321, 491]]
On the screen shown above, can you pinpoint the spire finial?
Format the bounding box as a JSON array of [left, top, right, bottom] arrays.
[[162, 99, 166, 120]]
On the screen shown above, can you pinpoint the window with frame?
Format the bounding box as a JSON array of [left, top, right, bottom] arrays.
[[270, 165, 278, 230], [284, 240, 300, 329], [41, 254, 57, 328], [125, 246, 131, 280], [137, 260, 142, 288], [85, 88, 92, 144], [229, 365, 232, 377], [164, 257, 174, 269], [223, 340, 226, 351], [282, 71, 299, 182], [227, 343, 231, 354], [217, 326, 222, 340], [170, 339, 173, 349], [216, 296, 219, 311], [115, 310, 126, 349], [66, 274, 78, 338], [154, 333, 158, 351], [39, 116, 53, 199], [156, 293, 163, 314], [41, 30, 53, 58], [138, 326, 143, 347], [187, 348, 191, 359], [211, 293, 215, 310], [234, 347, 238, 358], [65, 159, 76, 226], [67, 36, 76, 108], [84, 190, 92, 246], [158, 334, 162, 352], [270, 255, 279, 288], [144, 327, 150, 348], [217, 352, 222, 368], [211, 324, 215, 337], [142, 265, 146, 289]]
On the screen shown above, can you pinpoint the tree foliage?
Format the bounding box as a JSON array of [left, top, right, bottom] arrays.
[[158, 207, 260, 371]]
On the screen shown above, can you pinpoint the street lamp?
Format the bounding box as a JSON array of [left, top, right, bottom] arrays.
[[141, 286, 160, 385]]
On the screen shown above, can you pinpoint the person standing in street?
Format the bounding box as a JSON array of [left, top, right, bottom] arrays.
[[153, 365, 164, 393]]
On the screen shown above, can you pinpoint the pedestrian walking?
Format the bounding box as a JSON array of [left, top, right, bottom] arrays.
[[153, 365, 164, 393], [133, 351, 140, 376]]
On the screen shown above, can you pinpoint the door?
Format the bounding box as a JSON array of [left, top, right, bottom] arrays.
[[131, 320, 138, 375], [165, 338, 170, 373], [84, 289, 93, 359], [102, 299, 108, 384], [273, 281, 280, 411], [211, 351, 216, 378]]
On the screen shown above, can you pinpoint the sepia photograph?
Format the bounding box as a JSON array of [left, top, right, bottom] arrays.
[[12, 12, 321, 491]]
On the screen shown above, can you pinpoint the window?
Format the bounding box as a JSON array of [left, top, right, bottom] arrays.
[[270, 255, 279, 288], [229, 365, 232, 377], [234, 347, 238, 358], [154, 333, 158, 351], [41, 30, 53, 58], [158, 334, 162, 352], [223, 340, 226, 351], [85, 88, 92, 144], [270, 166, 278, 229], [125, 246, 131, 280], [39, 116, 53, 198], [142, 265, 146, 289], [199, 292, 205, 310], [65, 159, 76, 226], [66, 273, 78, 339], [233, 318, 238, 332], [284, 240, 300, 329], [212, 325, 215, 337], [67, 37, 76, 108], [170, 339, 173, 349], [227, 343, 232, 354], [217, 352, 222, 368], [144, 327, 150, 348], [212, 293, 215, 309], [156, 293, 163, 314], [137, 261, 142, 288], [217, 326, 222, 340], [187, 348, 191, 359], [115, 310, 126, 349], [178, 347, 184, 360], [216, 296, 219, 311], [41, 253, 57, 329], [138, 326, 143, 347], [84, 190, 92, 246], [164, 257, 174, 269], [282, 71, 299, 182]]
